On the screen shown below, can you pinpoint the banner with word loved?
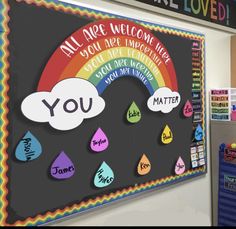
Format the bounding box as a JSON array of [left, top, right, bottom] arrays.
[[0, 0, 206, 226], [117, 0, 236, 30]]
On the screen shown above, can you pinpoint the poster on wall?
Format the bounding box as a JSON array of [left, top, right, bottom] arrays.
[[113, 0, 236, 31], [218, 144, 236, 226], [0, 0, 206, 226]]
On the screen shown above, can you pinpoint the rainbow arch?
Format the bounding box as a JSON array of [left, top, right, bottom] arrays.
[[37, 19, 178, 94]]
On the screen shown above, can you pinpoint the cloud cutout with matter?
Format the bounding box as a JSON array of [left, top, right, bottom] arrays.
[[147, 87, 181, 113]]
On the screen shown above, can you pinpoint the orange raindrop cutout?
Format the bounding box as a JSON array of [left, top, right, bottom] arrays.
[[137, 154, 151, 176]]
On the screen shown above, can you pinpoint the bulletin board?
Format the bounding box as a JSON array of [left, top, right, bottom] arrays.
[[0, 0, 207, 226]]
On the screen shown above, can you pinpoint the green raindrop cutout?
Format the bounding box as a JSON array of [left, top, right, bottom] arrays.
[[126, 101, 141, 123]]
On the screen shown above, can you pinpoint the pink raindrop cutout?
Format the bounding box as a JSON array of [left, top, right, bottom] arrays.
[[90, 128, 109, 152], [175, 156, 185, 175], [50, 151, 75, 179], [183, 100, 193, 118]]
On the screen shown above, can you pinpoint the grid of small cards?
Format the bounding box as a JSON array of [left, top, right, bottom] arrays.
[[191, 141, 205, 168]]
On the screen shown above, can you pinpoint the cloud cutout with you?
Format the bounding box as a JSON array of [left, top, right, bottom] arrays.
[[147, 87, 181, 113], [21, 78, 105, 131]]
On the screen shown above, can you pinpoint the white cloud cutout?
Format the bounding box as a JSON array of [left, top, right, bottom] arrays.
[[147, 87, 181, 113], [21, 78, 105, 131]]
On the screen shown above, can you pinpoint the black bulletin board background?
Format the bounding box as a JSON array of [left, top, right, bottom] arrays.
[[6, 0, 198, 224]]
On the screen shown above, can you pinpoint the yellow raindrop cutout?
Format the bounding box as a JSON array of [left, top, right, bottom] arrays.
[[161, 125, 173, 144]]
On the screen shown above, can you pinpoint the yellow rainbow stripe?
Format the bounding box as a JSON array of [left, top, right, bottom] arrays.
[[0, 0, 206, 226]]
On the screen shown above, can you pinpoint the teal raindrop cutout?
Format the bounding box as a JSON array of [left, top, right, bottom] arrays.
[[15, 131, 42, 162], [94, 161, 114, 188]]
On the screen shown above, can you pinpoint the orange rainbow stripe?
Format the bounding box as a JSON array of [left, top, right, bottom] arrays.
[[0, 0, 206, 226]]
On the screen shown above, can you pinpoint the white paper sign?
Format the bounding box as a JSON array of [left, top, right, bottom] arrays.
[[147, 87, 181, 113]]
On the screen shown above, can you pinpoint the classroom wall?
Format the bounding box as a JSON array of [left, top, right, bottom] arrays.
[[53, 0, 233, 226]]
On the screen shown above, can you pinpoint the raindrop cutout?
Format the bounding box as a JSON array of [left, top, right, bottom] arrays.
[[15, 131, 42, 162], [50, 151, 75, 180], [90, 128, 109, 152]]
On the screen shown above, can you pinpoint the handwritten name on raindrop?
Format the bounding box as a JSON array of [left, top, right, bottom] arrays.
[[162, 131, 172, 142], [175, 157, 185, 175], [183, 100, 193, 117], [92, 139, 107, 147], [51, 165, 75, 176], [22, 138, 35, 160], [128, 110, 141, 119], [96, 168, 114, 185], [15, 131, 42, 162], [50, 151, 75, 179], [161, 125, 173, 144], [195, 124, 203, 141], [140, 162, 150, 170], [94, 162, 114, 188], [127, 101, 141, 123], [90, 128, 109, 152], [137, 154, 151, 176], [184, 104, 192, 114]]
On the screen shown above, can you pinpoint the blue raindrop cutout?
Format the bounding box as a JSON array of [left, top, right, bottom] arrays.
[[15, 131, 42, 162], [94, 161, 114, 188], [195, 124, 203, 141]]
